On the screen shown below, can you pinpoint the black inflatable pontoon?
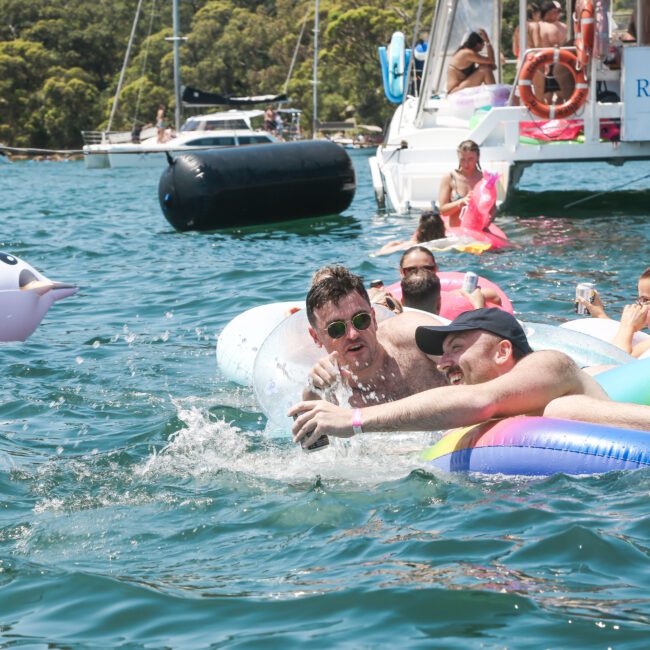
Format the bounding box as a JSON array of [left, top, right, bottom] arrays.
[[158, 140, 356, 232]]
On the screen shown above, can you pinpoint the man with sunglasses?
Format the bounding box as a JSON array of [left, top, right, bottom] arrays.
[[303, 265, 447, 407], [291, 307, 650, 446]]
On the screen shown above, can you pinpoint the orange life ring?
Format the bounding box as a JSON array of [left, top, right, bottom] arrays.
[[574, 0, 595, 71], [518, 48, 589, 120]]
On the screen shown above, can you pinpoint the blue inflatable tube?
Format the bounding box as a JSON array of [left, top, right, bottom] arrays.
[[379, 31, 412, 103], [422, 416, 650, 476]]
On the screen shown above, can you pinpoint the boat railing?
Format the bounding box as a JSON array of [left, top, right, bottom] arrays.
[[82, 127, 158, 146]]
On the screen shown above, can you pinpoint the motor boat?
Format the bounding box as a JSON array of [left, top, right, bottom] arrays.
[[82, 109, 278, 169], [369, 0, 650, 213]]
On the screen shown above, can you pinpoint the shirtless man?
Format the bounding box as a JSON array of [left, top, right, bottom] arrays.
[[291, 308, 650, 446], [536, 1, 571, 101], [303, 265, 447, 407]]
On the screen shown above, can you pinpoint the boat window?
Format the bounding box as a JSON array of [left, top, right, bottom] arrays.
[[180, 119, 200, 132], [205, 119, 249, 130], [237, 135, 273, 145], [186, 137, 236, 146]]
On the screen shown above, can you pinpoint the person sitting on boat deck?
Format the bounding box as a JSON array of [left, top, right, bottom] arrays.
[[578, 267, 650, 358], [399, 246, 495, 308], [375, 209, 446, 256], [438, 140, 496, 229], [290, 307, 650, 446], [537, 1, 571, 102], [513, 3, 541, 58], [302, 265, 447, 407], [156, 105, 167, 143], [447, 29, 496, 94]]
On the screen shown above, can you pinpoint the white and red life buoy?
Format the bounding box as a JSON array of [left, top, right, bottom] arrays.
[[518, 48, 589, 119], [574, 0, 595, 71]]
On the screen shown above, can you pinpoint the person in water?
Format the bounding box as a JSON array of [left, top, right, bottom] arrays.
[[375, 209, 446, 256], [401, 267, 442, 314], [579, 267, 650, 358], [438, 140, 496, 228], [302, 265, 447, 407], [290, 308, 650, 446], [447, 29, 496, 94], [399, 246, 499, 308]]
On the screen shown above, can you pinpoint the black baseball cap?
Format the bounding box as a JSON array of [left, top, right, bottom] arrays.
[[415, 308, 534, 355]]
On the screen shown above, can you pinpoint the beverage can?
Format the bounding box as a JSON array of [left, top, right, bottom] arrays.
[[575, 282, 596, 315], [462, 271, 479, 293]]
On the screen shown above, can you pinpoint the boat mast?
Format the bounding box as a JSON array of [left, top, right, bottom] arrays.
[[171, 0, 182, 132], [107, 0, 145, 132], [312, 0, 319, 138]]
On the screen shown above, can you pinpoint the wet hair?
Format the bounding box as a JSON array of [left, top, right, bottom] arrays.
[[306, 265, 370, 326], [456, 139, 483, 172], [415, 210, 446, 243], [456, 31, 485, 52], [540, 0, 561, 19], [401, 271, 441, 314], [399, 245, 437, 270]]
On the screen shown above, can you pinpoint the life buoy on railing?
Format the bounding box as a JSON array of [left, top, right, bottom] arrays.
[[574, 0, 595, 71], [518, 48, 589, 120]]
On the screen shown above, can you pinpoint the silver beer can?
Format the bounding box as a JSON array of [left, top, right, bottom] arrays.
[[575, 282, 595, 315], [463, 271, 479, 293]]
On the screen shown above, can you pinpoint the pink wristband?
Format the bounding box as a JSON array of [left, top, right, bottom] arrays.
[[352, 408, 363, 435]]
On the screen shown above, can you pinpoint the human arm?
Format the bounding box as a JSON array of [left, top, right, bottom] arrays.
[[290, 351, 588, 446], [577, 290, 609, 319], [302, 351, 346, 401], [609, 303, 649, 354], [475, 29, 496, 68]]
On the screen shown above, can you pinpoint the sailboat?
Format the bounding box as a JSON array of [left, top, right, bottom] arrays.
[[82, 0, 285, 169]]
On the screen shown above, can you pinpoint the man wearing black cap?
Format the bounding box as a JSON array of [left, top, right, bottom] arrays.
[[290, 308, 650, 445]]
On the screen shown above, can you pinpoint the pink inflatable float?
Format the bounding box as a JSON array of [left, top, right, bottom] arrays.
[[386, 270, 513, 321], [443, 172, 512, 250]]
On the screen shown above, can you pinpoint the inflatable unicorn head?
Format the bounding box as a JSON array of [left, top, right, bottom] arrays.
[[0, 251, 78, 342]]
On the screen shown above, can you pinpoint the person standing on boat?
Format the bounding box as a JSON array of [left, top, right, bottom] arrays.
[[446, 29, 496, 94], [290, 308, 650, 446], [438, 140, 495, 229], [264, 106, 276, 133], [513, 3, 541, 58], [536, 1, 570, 102], [301, 265, 447, 408], [156, 104, 167, 143]]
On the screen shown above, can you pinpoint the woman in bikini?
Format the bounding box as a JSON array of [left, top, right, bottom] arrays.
[[447, 29, 496, 94], [438, 140, 495, 228]]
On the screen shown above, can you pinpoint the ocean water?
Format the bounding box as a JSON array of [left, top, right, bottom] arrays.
[[1, 151, 650, 647]]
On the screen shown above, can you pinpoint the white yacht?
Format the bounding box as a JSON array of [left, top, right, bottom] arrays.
[[369, 0, 650, 213], [82, 109, 277, 169]]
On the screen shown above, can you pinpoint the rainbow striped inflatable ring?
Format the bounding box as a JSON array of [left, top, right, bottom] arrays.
[[423, 358, 650, 475], [422, 416, 650, 475]]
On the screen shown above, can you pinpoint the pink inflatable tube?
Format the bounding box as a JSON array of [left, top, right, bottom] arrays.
[[386, 271, 513, 321], [442, 216, 512, 251]]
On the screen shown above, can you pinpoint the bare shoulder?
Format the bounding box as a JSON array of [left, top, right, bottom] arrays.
[[378, 311, 443, 346]]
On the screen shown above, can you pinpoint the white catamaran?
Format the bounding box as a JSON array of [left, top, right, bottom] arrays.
[[369, 0, 650, 213]]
